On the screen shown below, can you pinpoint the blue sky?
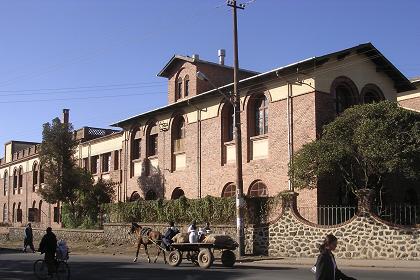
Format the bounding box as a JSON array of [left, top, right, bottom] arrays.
[[0, 0, 419, 157]]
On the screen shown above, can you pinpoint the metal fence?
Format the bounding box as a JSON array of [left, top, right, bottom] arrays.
[[374, 204, 419, 226], [298, 206, 357, 226]]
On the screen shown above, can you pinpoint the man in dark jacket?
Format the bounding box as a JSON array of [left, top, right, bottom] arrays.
[[162, 221, 179, 250], [23, 223, 35, 253], [39, 227, 57, 275]]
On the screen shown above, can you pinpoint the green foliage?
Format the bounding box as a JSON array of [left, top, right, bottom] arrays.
[[38, 116, 114, 229], [290, 101, 420, 194], [103, 194, 283, 225]]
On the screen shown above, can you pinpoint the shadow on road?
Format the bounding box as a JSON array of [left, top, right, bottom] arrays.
[[0, 255, 299, 280]]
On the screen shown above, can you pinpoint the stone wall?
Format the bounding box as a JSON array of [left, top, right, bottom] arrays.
[[246, 191, 420, 260]]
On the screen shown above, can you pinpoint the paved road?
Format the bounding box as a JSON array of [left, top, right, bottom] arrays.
[[0, 249, 419, 280]]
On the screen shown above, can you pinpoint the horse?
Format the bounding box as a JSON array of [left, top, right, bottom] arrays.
[[129, 222, 166, 264]]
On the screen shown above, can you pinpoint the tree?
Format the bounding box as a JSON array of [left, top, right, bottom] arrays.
[[38, 117, 83, 217], [39, 117, 114, 228], [290, 101, 420, 203]]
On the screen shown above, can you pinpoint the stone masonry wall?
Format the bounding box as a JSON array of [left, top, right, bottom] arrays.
[[245, 192, 420, 260]]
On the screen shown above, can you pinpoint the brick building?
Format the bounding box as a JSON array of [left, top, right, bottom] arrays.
[[1, 42, 418, 227]]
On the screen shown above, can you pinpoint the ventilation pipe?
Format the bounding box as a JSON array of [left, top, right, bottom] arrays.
[[218, 49, 226, 65]]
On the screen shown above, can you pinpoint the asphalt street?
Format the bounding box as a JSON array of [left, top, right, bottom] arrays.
[[0, 249, 419, 280]]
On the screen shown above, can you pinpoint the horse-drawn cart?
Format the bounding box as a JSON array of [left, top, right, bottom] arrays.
[[167, 242, 238, 269]]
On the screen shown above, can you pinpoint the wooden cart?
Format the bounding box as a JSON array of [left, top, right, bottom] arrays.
[[166, 242, 237, 269]]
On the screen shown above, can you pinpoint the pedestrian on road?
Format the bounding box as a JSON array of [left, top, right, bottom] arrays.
[[39, 227, 57, 276], [23, 223, 35, 253], [315, 234, 357, 280]]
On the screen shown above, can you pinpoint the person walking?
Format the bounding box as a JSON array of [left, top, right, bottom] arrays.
[[39, 227, 57, 276], [315, 234, 357, 280], [23, 223, 35, 253]]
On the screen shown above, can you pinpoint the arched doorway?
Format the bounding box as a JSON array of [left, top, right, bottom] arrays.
[[171, 187, 185, 200], [145, 190, 157, 200], [129, 191, 141, 202]]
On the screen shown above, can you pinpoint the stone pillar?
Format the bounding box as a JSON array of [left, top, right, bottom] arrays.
[[280, 191, 299, 212], [355, 188, 374, 215]]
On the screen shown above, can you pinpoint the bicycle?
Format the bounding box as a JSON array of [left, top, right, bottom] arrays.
[[33, 255, 70, 280]]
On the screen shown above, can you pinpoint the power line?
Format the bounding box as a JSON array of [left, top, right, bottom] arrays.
[[0, 81, 165, 93]]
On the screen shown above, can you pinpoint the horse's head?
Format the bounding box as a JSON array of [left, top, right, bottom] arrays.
[[129, 222, 140, 235]]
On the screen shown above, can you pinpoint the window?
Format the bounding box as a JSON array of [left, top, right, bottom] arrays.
[[17, 202, 22, 222], [248, 181, 268, 197], [361, 84, 384, 104], [54, 206, 60, 223], [3, 171, 7, 196], [39, 166, 45, 184], [222, 183, 236, 198], [2, 203, 6, 222], [91, 156, 99, 174], [254, 95, 268, 136], [147, 123, 158, 157], [33, 162, 38, 191], [114, 150, 120, 170], [18, 167, 23, 194], [131, 128, 142, 160], [331, 77, 359, 114], [176, 77, 183, 100], [172, 116, 185, 153], [83, 158, 89, 171], [223, 104, 234, 142], [184, 75, 190, 97], [13, 169, 17, 195], [102, 153, 111, 173], [12, 203, 15, 222]]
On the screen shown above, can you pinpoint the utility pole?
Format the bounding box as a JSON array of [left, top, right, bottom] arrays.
[[227, 0, 245, 257]]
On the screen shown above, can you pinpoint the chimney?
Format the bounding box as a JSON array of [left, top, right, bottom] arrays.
[[192, 54, 199, 60], [218, 49, 225, 65], [62, 109, 70, 124]]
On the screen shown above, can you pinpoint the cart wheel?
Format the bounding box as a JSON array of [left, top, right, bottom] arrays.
[[168, 251, 182, 267], [221, 250, 236, 267], [197, 249, 213, 269]]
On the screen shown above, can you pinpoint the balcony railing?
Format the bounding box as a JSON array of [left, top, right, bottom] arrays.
[[374, 204, 419, 225], [298, 205, 357, 225]]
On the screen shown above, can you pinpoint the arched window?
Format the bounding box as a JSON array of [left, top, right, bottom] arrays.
[[131, 128, 142, 161], [17, 202, 22, 222], [171, 187, 185, 200], [33, 162, 39, 191], [361, 84, 384, 104], [129, 191, 141, 202], [3, 170, 7, 196], [18, 166, 23, 194], [172, 116, 185, 153], [222, 103, 234, 142], [39, 166, 45, 185], [331, 76, 359, 114], [13, 169, 18, 195], [221, 183, 236, 198], [248, 181, 268, 197], [147, 122, 159, 157], [145, 190, 157, 200], [176, 77, 183, 101], [184, 75, 190, 97], [254, 95, 268, 136]]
